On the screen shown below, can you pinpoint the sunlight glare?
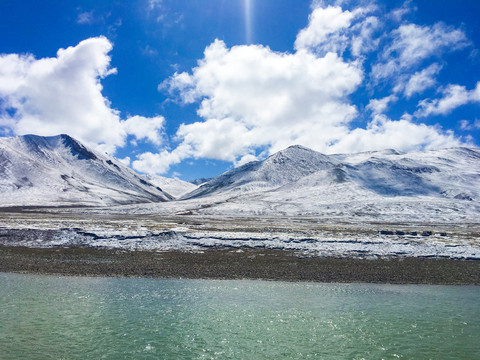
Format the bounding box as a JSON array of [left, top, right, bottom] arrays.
[[244, 0, 253, 44]]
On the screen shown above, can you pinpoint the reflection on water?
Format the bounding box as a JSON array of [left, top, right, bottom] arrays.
[[0, 273, 479, 359]]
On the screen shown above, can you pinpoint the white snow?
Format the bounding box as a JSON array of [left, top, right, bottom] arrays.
[[0, 134, 173, 206], [173, 145, 480, 222], [143, 174, 198, 198], [0, 214, 478, 259]]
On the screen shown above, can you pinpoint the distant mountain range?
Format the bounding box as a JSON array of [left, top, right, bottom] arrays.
[[1, 135, 479, 219], [183, 144, 479, 201], [174, 144, 480, 221]]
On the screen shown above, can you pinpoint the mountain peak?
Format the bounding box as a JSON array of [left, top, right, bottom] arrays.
[[266, 144, 331, 166], [285, 144, 312, 151], [274, 144, 316, 156], [18, 134, 98, 161], [0, 134, 172, 206], [183, 144, 337, 199], [60, 134, 97, 160]]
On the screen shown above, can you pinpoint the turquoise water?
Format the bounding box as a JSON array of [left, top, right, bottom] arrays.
[[0, 273, 479, 359]]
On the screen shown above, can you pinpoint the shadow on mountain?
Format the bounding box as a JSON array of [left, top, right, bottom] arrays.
[[352, 158, 443, 197]]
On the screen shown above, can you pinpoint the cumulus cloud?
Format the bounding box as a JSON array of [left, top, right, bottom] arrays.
[[1, 3, 467, 176], [0, 37, 164, 154], [133, 143, 192, 174], [134, 38, 363, 173], [330, 114, 461, 154], [294, 5, 356, 52], [234, 154, 259, 167], [294, 4, 379, 57], [133, 1, 465, 174], [415, 82, 480, 117], [122, 115, 165, 145]]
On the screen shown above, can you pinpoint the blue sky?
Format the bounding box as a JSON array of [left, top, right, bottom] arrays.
[[0, 0, 479, 180]]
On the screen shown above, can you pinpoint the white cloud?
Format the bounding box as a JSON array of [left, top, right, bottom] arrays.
[[234, 154, 258, 167], [138, 39, 363, 173], [460, 120, 470, 130], [175, 117, 254, 161], [0, 37, 164, 154], [171, 40, 362, 125], [77, 11, 94, 25], [415, 82, 480, 117], [138, 20, 463, 174], [350, 15, 380, 57], [132, 143, 192, 174], [122, 115, 165, 145], [389, 1, 414, 22], [294, 4, 378, 57], [460, 119, 480, 131], [294, 5, 355, 52], [403, 63, 442, 98], [118, 156, 131, 166], [366, 95, 398, 115], [330, 114, 461, 154], [372, 23, 469, 81]]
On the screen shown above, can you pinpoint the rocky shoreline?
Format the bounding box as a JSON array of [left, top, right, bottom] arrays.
[[1, 246, 479, 284]]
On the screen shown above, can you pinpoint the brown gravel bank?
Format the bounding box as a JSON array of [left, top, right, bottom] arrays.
[[1, 246, 479, 284]]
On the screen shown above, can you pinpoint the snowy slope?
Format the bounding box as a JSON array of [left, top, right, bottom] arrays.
[[184, 146, 480, 201], [0, 134, 173, 206], [176, 145, 480, 221], [143, 174, 198, 198], [183, 145, 338, 199], [339, 147, 480, 200], [1, 135, 479, 222]]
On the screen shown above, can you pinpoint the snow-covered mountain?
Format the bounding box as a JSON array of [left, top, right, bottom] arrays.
[[143, 174, 198, 198], [334, 147, 479, 199], [1, 134, 479, 222], [0, 134, 173, 206], [183, 145, 480, 201], [183, 145, 338, 199], [174, 145, 480, 221]]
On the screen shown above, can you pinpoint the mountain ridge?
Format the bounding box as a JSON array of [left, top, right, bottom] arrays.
[[1, 134, 479, 216], [182, 144, 480, 202], [182, 145, 339, 199], [0, 134, 173, 206]]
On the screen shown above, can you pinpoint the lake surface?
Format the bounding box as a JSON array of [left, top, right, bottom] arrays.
[[1, 273, 479, 359]]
